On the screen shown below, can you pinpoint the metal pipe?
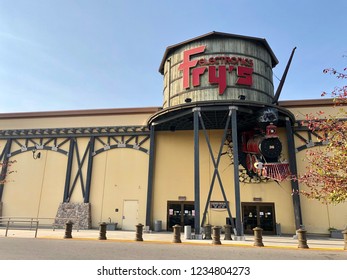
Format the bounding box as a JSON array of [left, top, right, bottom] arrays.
[[272, 47, 297, 104]]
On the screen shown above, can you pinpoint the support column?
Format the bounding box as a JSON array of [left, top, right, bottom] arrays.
[[63, 138, 75, 202], [84, 136, 95, 203], [193, 108, 201, 234], [286, 118, 303, 229], [146, 124, 155, 228], [231, 107, 243, 238]]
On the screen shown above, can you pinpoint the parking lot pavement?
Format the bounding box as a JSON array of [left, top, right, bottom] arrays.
[[0, 227, 345, 251]]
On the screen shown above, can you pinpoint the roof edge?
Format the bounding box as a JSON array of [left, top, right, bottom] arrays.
[[0, 106, 162, 120], [159, 31, 279, 74], [278, 98, 338, 108]]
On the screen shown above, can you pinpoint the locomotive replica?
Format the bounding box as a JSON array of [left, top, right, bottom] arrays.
[[239, 122, 291, 182]]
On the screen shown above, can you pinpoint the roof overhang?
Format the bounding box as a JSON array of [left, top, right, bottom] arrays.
[[159, 31, 279, 74], [147, 100, 295, 132]]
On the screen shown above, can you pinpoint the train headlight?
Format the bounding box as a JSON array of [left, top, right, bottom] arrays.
[[254, 162, 263, 170]]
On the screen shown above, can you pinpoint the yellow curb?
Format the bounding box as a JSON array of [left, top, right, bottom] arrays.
[[36, 236, 345, 251]]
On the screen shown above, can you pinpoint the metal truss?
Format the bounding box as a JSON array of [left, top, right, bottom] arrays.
[[199, 109, 235, 228], [0, 125, 150, 203], [293, 121, 327, 152], [0, 125, 149, 139]]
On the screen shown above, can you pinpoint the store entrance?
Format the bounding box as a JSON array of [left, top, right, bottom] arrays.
[[242, 202, 276, 235], [167, 201, 195, 231]]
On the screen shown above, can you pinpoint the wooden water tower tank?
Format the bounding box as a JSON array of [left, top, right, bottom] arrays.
[[159, 32, 279, 108]]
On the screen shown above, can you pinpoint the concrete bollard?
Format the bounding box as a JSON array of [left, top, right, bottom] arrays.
[[224, 224, 233, 240], [64, 220, 73, 239], [297, 228, 309, 249], [135, 223, 144, 241], [204, 224, 212, 240], [212, 226, 222, 245], [253, 227, 264, 247], [98, 222, 107, 240], [342, 229, 347, 250], [172, 224, 182, 243]]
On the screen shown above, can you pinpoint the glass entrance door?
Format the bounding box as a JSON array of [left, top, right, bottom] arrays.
[[242, 202, 276, 234], [167, 201, 195, 231]]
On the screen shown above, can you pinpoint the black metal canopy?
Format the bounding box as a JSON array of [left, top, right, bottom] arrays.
[[147, 100, 295, 132]]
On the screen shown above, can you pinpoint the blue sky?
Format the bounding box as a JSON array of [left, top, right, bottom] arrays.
[[0, 0, 346, 113]]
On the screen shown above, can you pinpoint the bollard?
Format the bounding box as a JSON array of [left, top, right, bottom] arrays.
[[297, 228, 309, 249], [224, 224, 233, 240], [212, 226, 222, 245], [172, 224, 182, 243], [204, 224, 212, 240], [98, 222, 107, 240], [253, 227, 264, 247], [135, 223, 144, 241], [64, 220, 73, 239], [342, 229, 347, 250]]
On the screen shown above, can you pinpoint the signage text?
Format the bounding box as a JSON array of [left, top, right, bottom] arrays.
[[178, 46, 254, 94]]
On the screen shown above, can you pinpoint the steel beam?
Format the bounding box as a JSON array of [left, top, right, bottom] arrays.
[[146, 124, 156, 228], [200, 110, 235, 228], [63, 138, 75, 202], [84, 137, 95, 203], [193, 108, 201, 234], [286, 118, 303, 229], [0, 125, 149, 139], [231, 107, 243, 236]]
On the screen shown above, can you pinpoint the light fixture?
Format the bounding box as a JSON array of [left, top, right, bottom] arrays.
[[32, 148, 41, 160]]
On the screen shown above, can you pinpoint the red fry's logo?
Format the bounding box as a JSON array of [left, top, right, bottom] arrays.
[[178, 46, 206, 89], [178, 45, 253, 95]]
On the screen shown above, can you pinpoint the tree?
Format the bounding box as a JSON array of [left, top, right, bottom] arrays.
[[298, 67, 347, 204]]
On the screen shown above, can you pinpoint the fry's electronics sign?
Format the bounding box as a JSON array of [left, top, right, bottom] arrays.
[[178, 46, 253, 94]]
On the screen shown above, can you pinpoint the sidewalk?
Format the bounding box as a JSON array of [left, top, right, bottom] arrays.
[[0, 227, 345, 251]]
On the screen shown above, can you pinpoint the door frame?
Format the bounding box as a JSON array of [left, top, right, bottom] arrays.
[[241, 202, 276, 235], [167, 201, 195, 231]]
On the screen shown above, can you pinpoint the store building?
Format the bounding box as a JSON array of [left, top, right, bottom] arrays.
[[0, 32, 346, 236]]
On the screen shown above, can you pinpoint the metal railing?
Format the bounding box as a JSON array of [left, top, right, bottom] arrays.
[[0, 217, 39, 238], [0, 216, 82, 236]]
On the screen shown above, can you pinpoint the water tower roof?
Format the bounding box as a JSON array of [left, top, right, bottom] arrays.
[[159, 31, 279, 74]]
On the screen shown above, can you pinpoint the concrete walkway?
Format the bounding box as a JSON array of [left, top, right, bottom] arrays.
[[0, 227, 345, 251]]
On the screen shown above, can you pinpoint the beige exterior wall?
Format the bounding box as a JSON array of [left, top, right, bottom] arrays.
[[2, 138, 149, 229], [283, 100, 347, 234], [3, 150, 66, 221], [89, 148, 149, 228], [0, 108, 154, 228], [152, 129, 296, 234]]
